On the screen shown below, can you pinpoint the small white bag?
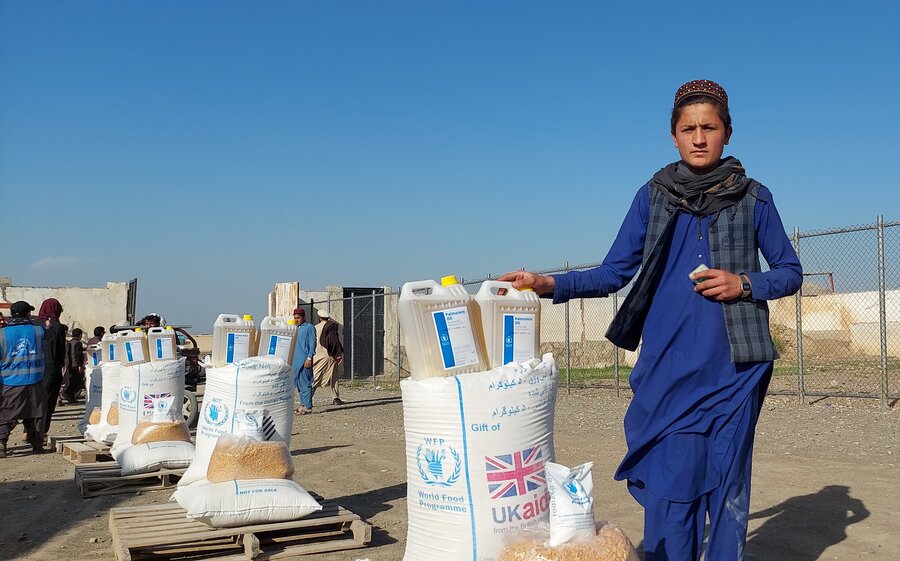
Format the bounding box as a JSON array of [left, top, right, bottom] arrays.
[[546, 461, 596, 547]]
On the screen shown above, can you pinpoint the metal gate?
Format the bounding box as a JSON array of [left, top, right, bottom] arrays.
[[342, 287, 385, 380], [126, 278, 138, 325]]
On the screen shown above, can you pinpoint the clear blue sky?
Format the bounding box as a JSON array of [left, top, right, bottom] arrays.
[[2, 1, 898, 329]]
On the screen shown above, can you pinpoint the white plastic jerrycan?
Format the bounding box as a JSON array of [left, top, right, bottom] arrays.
[[474, 280, 542, 368], [117, 328, 150, 367], [212, 314, 257, 367], [87, 344, 102, 368], [101, 332, 120, 364], [257, 316, 297, 364], [148, 326, 178, 362], [398, 275, 488, 380]]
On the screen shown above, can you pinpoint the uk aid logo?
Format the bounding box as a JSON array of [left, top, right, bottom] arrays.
[[484, 446, 550, 524]]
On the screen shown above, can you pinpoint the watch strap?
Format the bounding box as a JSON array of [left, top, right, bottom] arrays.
[[739, 273, 752, 299]]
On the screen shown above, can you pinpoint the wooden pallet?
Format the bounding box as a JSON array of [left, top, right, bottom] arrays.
[[60, 439, 115, 464], [75, 463, 185, 498], [49, 433, 91, 451], [109, 500, 371, 560]]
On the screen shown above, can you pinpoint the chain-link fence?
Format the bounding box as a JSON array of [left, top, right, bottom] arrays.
[[307, 216, 898, 407]]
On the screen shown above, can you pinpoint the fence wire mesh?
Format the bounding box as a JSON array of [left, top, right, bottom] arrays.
[[314, 218, 897, 405]]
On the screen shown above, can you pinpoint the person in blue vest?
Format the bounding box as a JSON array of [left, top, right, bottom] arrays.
[[499, 80, 802, 561], [0, 301, 49, 457], [291, 307, 317, 415]]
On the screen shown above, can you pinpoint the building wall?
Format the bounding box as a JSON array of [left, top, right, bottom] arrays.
[[2, 281, 130, 335]]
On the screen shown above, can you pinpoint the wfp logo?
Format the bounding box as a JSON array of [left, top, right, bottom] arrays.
[[120, 387, 137, 404], [564, 479, 590, 505], [238, 410, 260, 430], [11, 338, 35, 358], [505, 335, 513, 345], [416, 439, 460, 487], [440, 333, 450, 343], [204, 398, 230, 427]]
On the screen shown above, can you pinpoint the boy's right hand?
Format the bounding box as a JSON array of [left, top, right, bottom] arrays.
[[497, 271, 555, 296]]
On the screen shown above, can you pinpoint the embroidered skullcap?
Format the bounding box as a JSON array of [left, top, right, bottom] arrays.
[[674, 79, 728, 108]]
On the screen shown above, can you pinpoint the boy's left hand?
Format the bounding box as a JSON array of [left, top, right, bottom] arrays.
[[691, 268, 745, 301]]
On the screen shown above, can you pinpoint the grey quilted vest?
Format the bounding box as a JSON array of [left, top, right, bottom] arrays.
[[644, 182, 778, 363]]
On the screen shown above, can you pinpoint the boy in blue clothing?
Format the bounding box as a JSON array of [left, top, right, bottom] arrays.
[[500, 80, 802, 561]]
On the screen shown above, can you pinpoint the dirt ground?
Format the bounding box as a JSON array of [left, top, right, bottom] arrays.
[[0, 385, 897, 561]]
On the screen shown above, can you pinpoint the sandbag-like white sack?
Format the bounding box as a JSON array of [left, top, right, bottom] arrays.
[[117, 441, 195, 475], [111, 359, 186, 456], [172, 478, 322, 527], [402, 353, 558, 561], [180, 355, 294, 486], [79, 366, 103, 435], [84, 362, 121, 444]]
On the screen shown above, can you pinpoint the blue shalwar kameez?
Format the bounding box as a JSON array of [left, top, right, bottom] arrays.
[[551, 183, 802, 561], [292, 322, 317, 410]]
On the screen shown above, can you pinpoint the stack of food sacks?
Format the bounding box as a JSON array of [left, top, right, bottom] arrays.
[[84, 361, 122, 444], [172, 355, 321, 527], [78, 345, 104, 435], [111, 359, 195, 475], [498, 462, 638, 561], [402, 354, 559, 561]]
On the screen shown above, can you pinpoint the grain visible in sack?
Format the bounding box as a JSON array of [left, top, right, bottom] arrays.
[[498, 523, 639, 561], [107, 403, 119, 425], [131, 420, 192, 445], [89, 407, 101, 425], [206, 435, 294, 483]]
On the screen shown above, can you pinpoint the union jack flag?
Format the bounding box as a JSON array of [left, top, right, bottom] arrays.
[[485, 446, 546, 499], [143, 392, 173, 412]]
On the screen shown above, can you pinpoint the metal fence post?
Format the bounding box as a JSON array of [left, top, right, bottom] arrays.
[[564, 261, 571, 394], [397, 290, 402, 383], [877, 215, 888, 409], [372, 292, 377, 387], [613, 292, 620, 397], [793, 226, 805, 404]]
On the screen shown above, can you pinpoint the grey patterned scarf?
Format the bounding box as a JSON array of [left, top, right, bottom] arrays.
[[652, 156, 752, 217]]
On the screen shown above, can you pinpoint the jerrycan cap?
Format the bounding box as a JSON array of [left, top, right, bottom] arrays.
[[287, 319, 297, 325], [243, 315, 254, 321], [134, 327, 143, 333], [165, 326, 174, 330], [440, 275, 459, 286], [518, 287, 534, 292]]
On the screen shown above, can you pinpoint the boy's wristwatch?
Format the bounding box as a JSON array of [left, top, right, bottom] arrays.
[[739, 273, 752, 299]]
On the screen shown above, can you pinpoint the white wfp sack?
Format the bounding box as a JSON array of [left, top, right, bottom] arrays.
[[402, 353, 558, 561], [111, 359, 186, 459], [180, 355, 294, 486], [546, 461, 596, 547], [78, 366, 103, 435], [84, 362, 121, 444], [172, 478, 321, 527], [116, 395, 195, 476]]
